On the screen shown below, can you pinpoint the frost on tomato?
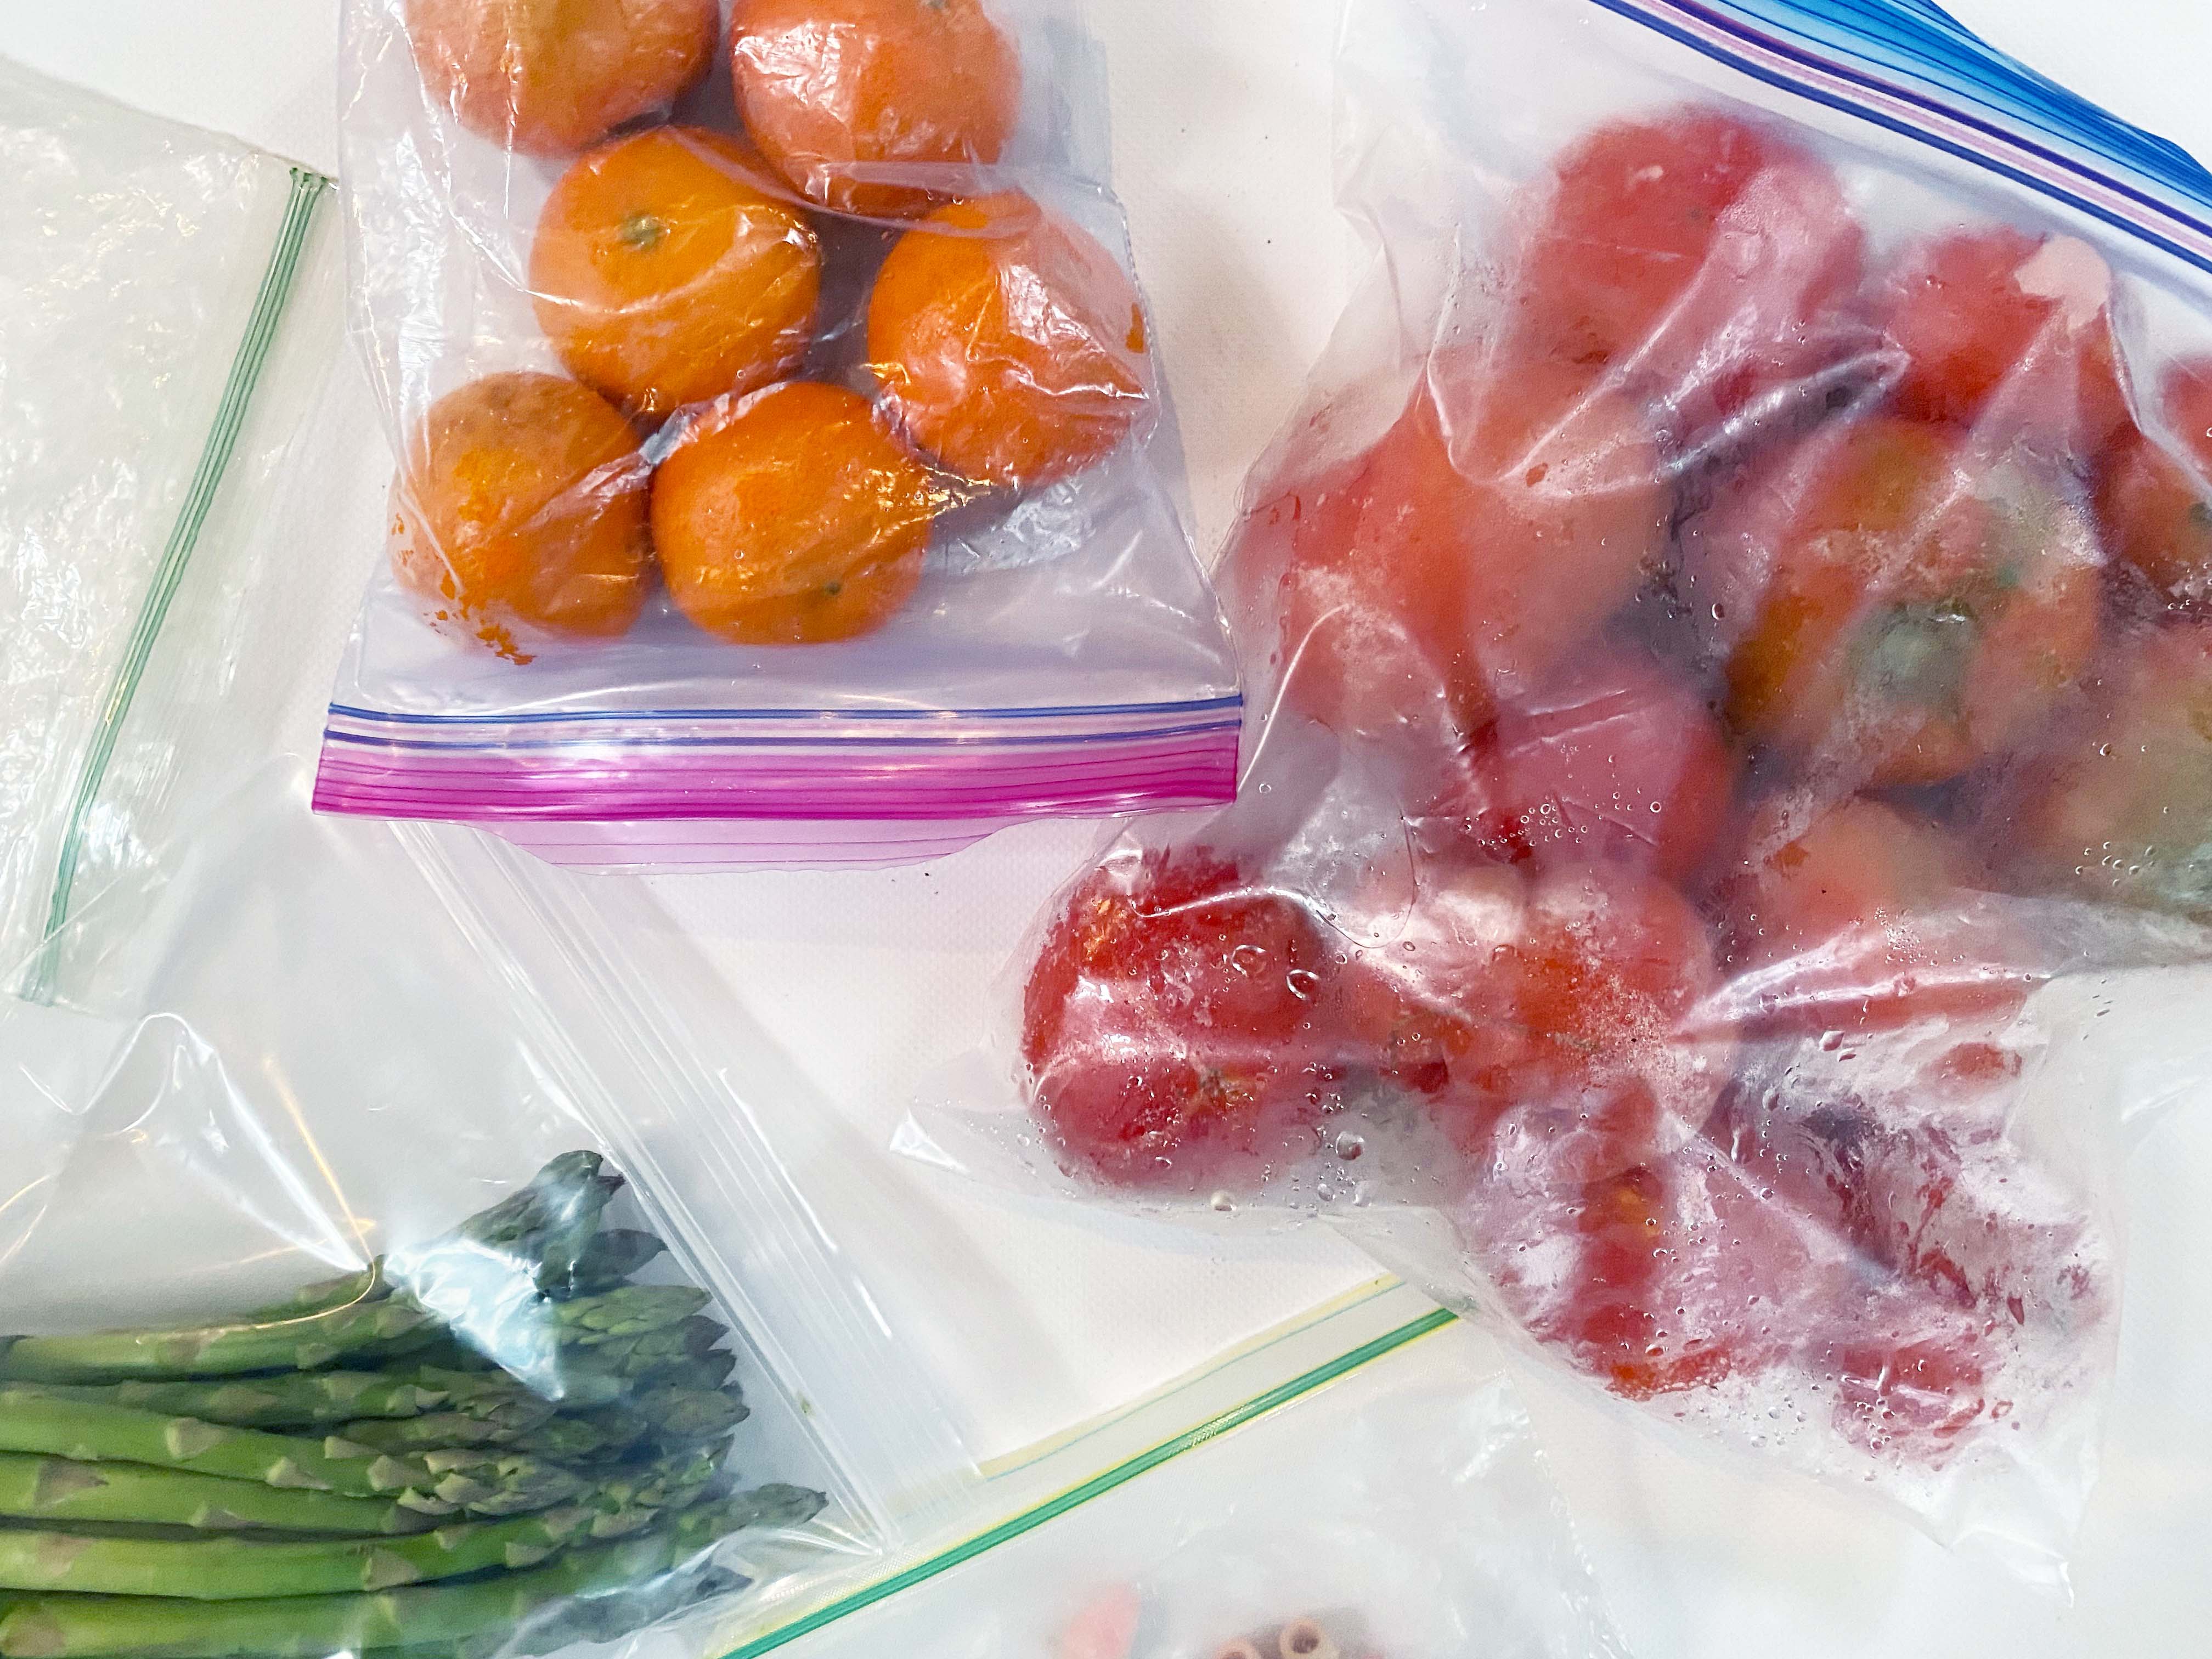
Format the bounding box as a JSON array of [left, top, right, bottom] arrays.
[[1021, 850, 1337, 1188], [1335, 858, 1734, 1187], [1719, 1039, 2106, 1343], [2096, 357, 2212, 602], [1418, 644, 1739, 883], [1875, 227, 2131, 453], [1463, 1152, 1809, 1400], [1273, 355, 1668, 762], [2000, 622, 2212, 920], [1680, 415, 2103, 787], [1506, 106, 1869, 449], [1713, 794, 2040, 1032]]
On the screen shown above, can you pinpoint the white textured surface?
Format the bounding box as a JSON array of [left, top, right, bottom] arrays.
[[5, 2, 2210, 1653]]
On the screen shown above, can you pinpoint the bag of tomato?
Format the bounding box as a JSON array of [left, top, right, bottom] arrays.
[[908, 0, 2212, 1580]]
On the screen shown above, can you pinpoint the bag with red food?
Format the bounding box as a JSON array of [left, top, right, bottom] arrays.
[[909, 0, 2212, 1577], [319, 0, 1238, 871]]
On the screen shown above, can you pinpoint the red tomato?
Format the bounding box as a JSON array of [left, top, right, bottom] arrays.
[[1875, 227, 2131, 452], [1508, 107, 1866, 442], [1335, 859, 1733, 1186], [2096, 358, 2212, 601], [1463, 1147, 1820, 1400], [2003, 622, 2212, 919], [1274, 356, 1669, 759], [1021, 850, 1338, 1188], [1419, 645, 1739, 883], [1549, 1163, 1757, 1397], [1681, 415, 2103, 786], [1716, 794, 2038, 1031], [1824, 1314, 1993, 1460], [1719, 1041, 2102, 1338]]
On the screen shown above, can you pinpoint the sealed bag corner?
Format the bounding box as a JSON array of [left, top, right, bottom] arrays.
[[316, 0, 1243, 872], [908, 0, 2212, 1582]]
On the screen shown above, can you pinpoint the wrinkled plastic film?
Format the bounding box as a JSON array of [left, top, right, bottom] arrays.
[[911, 0, 2212, 1579], [319, 0, 1240, 866], [762, 1324, 1629, 1659]]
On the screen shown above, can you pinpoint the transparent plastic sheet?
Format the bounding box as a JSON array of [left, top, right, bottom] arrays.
[[756, 1322, 1628, 1659], [906, 0, 2212, 1583], [0, 61, 976, 1658], [318, 0, 1242, 870]]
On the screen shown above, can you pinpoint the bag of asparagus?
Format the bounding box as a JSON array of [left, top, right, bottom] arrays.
[[0, 53, 968, 1659], [0, 1152, 827, 1659]]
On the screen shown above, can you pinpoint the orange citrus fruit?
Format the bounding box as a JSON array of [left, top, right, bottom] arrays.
[[867, 192, 1150, 490], [651, 382, 946, 644], [730, 0, 1023, 217], [531, 128, 822, 419], [405, 0, 720, 157], [391, 371, 652, 661]]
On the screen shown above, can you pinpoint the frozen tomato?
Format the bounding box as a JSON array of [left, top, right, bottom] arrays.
[[1464, 1150, 1812, 1400], [2096, 357, 2212, 601], [2003, 622, 2212, 919], [1336, 858, 1733, 1184], [1021, 850, 1336, 1188], [1719, 1044, 2103, 1335], [1875, 227, 2130, 452], [1419, 645, 1739, 883], [1508, 106, 1866, 440], [1684, 415, 2102, 786], [1274, 356, 1669, 759], [1822, 1312, 1993, 1460], [1715, 795, 2038, 1030]]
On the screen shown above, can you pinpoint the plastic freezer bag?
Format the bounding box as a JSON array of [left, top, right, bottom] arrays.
[[317, 0, 1241, 871], [907, 0, 2212, 1581], [765, 1322, 1627, 1659], [0, 58, 971, 1658]]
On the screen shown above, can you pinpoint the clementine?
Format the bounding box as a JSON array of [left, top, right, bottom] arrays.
[[867, 192, 1149, 490], [405, 0, 719, 157], [651, 382, 946, 644], [532, 128, 821, 419], [391, 371, 652, 661], [730, 0, 1023, 216]]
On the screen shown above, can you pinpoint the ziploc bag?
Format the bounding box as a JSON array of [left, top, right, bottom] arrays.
[[0, 57, 970, 1657], [905, 0, 2212, 1579], [757, 1319, 1627, 1659], [315, 0, 1240, 871]]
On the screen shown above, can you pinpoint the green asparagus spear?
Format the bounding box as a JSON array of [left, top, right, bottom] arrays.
[[0, 1454, 436, 1537], [551, 1286, 710, 1346], [0, 1154, 620, 1386], [330, 1402, 556, 1456], [413, 1452, 586, 1519], [0, 1489, 678, 1597], [19, 1373, 456, 1432], [558, 1315, 727, 1387], [0, 1486, 826, 1658], [0, 1297, 440, 1385], [0, 1391, 439, 1499], [540, 1229, 665, 1301]]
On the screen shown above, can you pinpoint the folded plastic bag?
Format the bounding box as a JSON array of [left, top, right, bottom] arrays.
[[0, 58, 972, 1657], [908, 0, 2212, 1580], [315, 0, 1240, 871], [760, 1321, 1627, 1659]]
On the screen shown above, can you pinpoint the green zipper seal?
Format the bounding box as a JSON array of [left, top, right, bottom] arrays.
[[22, 166, 330, 1005], [719, 1307, 1457, 1659]]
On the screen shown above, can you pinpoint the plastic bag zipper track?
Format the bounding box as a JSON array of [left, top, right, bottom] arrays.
[[23, 166, 332, 1005]]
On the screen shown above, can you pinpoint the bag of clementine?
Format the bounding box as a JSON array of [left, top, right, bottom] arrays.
[[903, 0, 2212, 1584], [323, 0, 1238, 870]]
